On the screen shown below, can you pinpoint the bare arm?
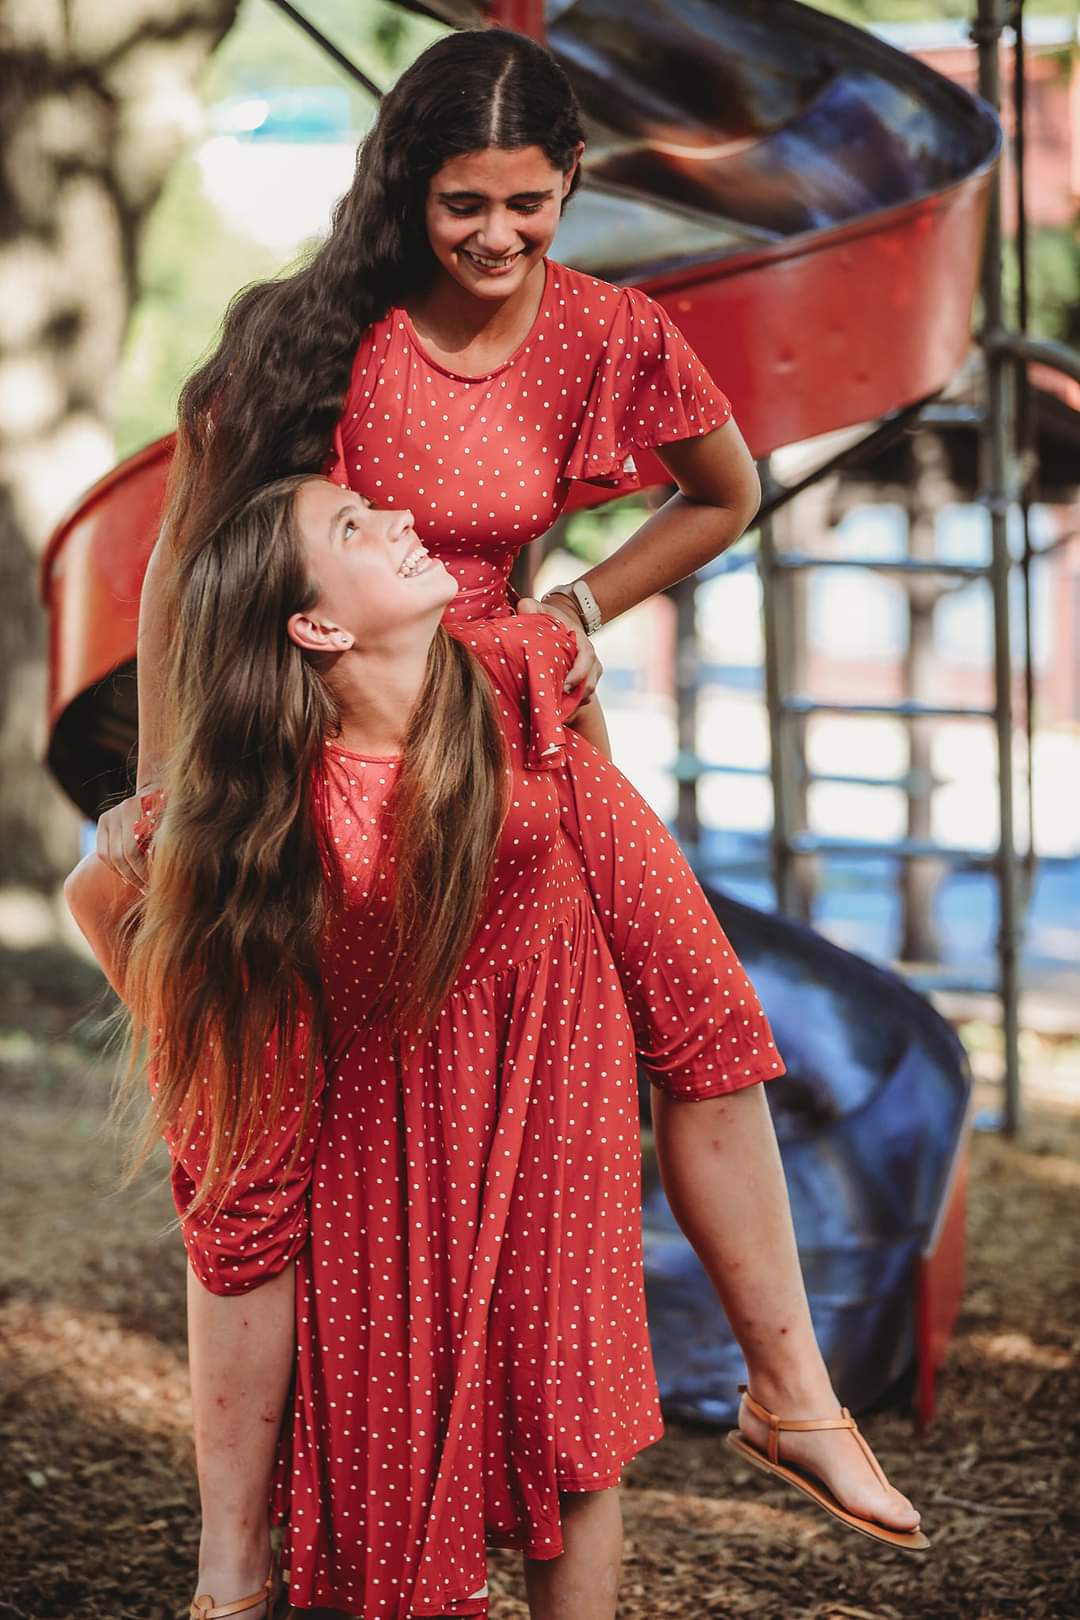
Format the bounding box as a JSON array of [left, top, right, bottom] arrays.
[[530, 416, 760, 695], [135, 529, 174, 784], [64, 851, 140, 998], [590, 418, 761, 616], [95, 530, 174, 885]]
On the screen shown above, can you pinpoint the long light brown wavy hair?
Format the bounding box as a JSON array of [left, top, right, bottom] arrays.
[[117, 475, 508, 1218]]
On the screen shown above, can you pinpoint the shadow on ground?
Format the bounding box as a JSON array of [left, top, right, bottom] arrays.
[[2, 945, 1077, 1619]]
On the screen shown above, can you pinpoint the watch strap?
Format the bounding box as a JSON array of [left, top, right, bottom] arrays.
[[543, 578, 602, 636]]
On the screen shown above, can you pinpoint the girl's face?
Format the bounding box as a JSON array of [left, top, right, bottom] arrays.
[[287, 478, 456, 653], [423, 142, 583, 300]]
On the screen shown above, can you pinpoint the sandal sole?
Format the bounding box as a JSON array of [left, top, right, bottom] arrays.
[[725, 1430, 931, 1552]]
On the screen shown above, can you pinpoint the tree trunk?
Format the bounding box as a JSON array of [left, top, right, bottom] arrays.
[[0, 1, 239, 904]]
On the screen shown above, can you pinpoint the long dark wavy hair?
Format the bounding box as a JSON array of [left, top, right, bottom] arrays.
[[119, 475, 509, 1218], [161, 27, 587, 575]]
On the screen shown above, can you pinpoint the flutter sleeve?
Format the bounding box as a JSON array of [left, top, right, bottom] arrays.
[[155, 1009, 327, 1296], [562, 285, 733, 495]]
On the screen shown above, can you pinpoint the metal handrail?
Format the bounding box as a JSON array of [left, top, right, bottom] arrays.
[[772, 553, 991, 579], [781, 698, 997, 721], [981, 330, 1080, 387], [266, 0, 384, 98]]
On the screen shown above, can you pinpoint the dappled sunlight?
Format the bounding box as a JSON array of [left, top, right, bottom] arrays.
[[3, 1298, 190, 1441], [1008, 1147, 1080, 1191], [636, 1484, 819, 1539], [965, 1330, 1073, 1371]]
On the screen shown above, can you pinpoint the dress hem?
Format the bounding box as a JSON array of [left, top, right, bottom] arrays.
[[483, 1415, 666, 1558], [645, 1057, 787, 1101], [282, 1420, 667, 1613]]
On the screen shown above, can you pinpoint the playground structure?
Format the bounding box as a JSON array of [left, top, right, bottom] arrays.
[[39, 2, 1080, 1427]]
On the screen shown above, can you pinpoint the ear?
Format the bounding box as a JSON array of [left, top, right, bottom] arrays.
[[287, 612, 354, 654], [563, 141, 586, 194]]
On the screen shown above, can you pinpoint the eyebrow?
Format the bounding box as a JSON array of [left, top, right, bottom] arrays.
[[436, 188, 554, 202], [329, 504, 352, 539]]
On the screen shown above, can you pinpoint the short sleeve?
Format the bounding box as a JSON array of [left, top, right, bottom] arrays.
[[154, 1009, 327, 1296], [452, 614, 584, 772], [562, 286, 732, 494]]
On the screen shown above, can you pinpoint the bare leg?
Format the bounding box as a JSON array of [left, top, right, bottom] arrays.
[[523, 1487, 623, 1620], [650, 1081, 920, 1531], [187, 1260, 296, 1617], [565, 697, 612, 759]]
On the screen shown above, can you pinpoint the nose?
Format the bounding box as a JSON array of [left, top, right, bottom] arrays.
[[472, 209, 519, 255], [389, 510, 415, 543]]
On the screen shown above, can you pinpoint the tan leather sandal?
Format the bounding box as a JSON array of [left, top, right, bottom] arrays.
[[189, 1562, 280, 1619], [725, 1384, 931, 1552]]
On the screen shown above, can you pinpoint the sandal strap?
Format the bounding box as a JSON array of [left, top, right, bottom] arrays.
[[738, 1384, 856, 1464], [849, 1418, 893, 1491], [190, 1567, 274, 1620]]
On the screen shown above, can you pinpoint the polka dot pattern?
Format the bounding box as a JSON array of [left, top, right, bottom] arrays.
[[323, 256, 733, 621], [167, 615, 784, 1620]]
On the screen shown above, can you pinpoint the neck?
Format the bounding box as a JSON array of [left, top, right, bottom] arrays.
[[410, 254, 545, 348], [328, 627, 437, 757]]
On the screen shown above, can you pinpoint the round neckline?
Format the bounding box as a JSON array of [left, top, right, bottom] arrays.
[[397, 255, 553, 382], [327, 742, 401, 764]]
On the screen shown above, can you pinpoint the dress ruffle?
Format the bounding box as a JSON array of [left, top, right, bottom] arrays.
[[561, 285, 732, 494]]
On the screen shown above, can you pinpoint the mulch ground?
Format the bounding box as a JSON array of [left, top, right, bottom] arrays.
[[0, 942, 1076, 1620]]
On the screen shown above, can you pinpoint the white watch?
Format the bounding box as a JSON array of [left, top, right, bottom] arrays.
[[543, 577, 603, 636]]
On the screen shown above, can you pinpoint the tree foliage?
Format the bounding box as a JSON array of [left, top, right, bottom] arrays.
[[114, 0, 446, 457]]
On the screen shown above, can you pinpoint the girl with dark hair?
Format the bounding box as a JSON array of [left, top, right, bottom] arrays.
[[97, 23, 758, 885], [72, 474, 924, 1620]]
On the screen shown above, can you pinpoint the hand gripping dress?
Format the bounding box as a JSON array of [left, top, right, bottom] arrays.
[[168, 615, 785, 1620]]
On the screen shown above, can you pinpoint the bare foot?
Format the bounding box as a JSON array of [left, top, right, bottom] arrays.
[[738, 1387, 921, 1533]]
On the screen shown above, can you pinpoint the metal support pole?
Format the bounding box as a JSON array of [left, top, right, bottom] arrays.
[[757, 461, 798, 914], [975, 0, 1023, 1134], [1013, 0, 1038, 900], [265, 0, 383, 98], [672, 574, 701, 859]]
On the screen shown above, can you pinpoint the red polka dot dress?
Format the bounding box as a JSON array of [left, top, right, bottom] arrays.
[[170, 615, 784, 1620], [323, 255, 734, 624]]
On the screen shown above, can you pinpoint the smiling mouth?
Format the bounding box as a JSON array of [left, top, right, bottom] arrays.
[[397, 542, 432, 577], [462, 247, 524, 270]]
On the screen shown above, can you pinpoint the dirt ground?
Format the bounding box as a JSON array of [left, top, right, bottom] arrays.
[[1, 942, 1077, 1620]]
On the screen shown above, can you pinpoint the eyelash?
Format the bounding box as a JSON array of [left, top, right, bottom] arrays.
[[343, 499, 372, 539], [447, 203, 544, 216]]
